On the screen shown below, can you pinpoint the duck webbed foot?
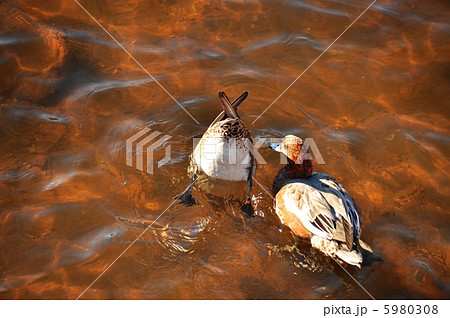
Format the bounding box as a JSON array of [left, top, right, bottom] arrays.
[[174, 175, 198, 206], [240, 199, 254, 217], [174, 189, 197, 206]]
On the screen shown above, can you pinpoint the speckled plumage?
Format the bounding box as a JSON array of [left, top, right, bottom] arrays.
[[207, 118, 251, 140], [190, 107, 255, 181]]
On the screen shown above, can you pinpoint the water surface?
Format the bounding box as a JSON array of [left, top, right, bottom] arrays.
[[0, 0, 449, 299]]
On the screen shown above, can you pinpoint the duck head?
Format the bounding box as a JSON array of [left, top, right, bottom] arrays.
[[270, 135, 313, 178]]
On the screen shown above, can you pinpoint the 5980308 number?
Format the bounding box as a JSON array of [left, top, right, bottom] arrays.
[[384, 305, 438, 315]]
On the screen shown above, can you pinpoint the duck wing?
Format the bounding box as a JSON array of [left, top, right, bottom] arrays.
[[280, 173, 360, 250], [318, 175, 361, 242]]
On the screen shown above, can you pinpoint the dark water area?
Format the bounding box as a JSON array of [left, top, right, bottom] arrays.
[[0, 0, 449, 299]]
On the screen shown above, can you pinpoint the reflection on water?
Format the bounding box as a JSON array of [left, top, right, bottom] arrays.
[[0, 0, 449, 299]]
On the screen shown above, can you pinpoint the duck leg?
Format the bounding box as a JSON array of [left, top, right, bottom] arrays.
[[174, 174, 198, 206], [240, 172, 254, 217]]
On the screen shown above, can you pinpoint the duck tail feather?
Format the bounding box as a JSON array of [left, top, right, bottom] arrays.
[[218, 91, 239, 119], [359, 239, 373, 253], [358, 239, 383, 266], [231, 91, 249, 111], [336, 248, 363, 268]]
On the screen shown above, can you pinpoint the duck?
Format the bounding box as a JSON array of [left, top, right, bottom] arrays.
[[270, 135, 372, 267], [175, 91, 256, 216]]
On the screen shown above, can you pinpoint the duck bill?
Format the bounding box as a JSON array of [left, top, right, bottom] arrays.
[[269, 143, 281, 152]]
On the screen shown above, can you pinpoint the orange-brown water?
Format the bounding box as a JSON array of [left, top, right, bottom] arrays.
[[0, 0, 449, 299]]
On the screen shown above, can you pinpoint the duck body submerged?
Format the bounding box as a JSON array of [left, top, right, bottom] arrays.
[[176, 91, 256, 216]]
